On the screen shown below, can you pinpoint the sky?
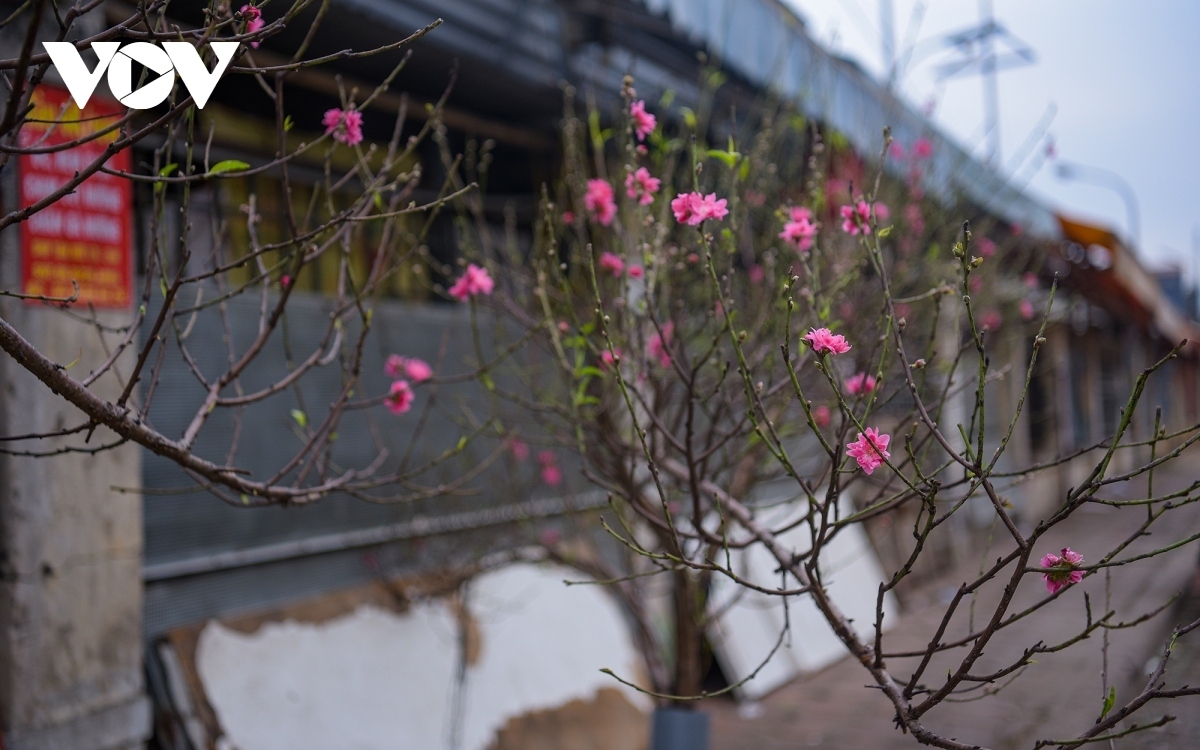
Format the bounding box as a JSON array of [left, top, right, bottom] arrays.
[[783, 0, 1200, 280]]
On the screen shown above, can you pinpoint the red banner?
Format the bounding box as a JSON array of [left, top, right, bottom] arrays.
[[19, 85, 132, 308]]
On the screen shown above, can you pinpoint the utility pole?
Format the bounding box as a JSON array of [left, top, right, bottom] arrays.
[[880, 0, 896, 88], [931, 1, 1034, 165]]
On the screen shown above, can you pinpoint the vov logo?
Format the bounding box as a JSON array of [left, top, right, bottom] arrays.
[[44, 42, 238, 110]]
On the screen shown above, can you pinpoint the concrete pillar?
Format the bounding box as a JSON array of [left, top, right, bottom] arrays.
[[0, 124, 149, 750]]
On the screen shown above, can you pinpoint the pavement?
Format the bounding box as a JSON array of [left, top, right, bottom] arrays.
[[705, 458, 1200, 750]]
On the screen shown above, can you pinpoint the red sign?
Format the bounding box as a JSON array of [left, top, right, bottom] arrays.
[[19, 85, 132, 308]]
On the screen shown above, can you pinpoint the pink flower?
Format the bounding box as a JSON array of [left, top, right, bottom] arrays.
[[557, 320, 570, 333], [839, 200, 872, 235], [846, 427, 891, 475], [913, 138, 934, 159], [873, 202, 890, 222], [647, 321, 674, 368], [1023, 272, 1039, 290], [240, 5, 264, 47], [813, 405, 831, 428], [627, 265, 644, 279], [384, 354, 406, 379], [562, 210, 575, 224], [888, 142, 905, 160], [977, 237, 996, 257], [625, 167, 661, 206], [780, 216, 818, 252], [1041, 547, 1084, 594], [280, 274, 291, 287], [904, 203, 925, 235], [599, 251, 625, 277], [1020, 299, 1036, 321], [686, 253, 699, 264], [585, 179, 617, 226], [511, 439, 530, 462], [323, 108, 363, 145], [845, 372, 877, 395], [748, 264, 765, 284], [599, 348, 621, 369], [403, 357, 432, 383], [980, 310, 1002, 331], [636, 144, 648, 156], [448, 264, 494, 300], [383, 355, 433, 383], [537, 450, 562, 487], [671, 192, 727, 225], [803, 327, 851, 356], [630, 100, 657, 141], [789, 206, 813, 222], [384, 380, 414, 415]]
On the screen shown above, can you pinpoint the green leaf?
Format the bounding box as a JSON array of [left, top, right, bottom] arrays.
[[575, 366, 604, 378], [878, 225, 893, 238], [738, 159, 751, 181], [706, 148, 739, 168], [1100, 685, 1116, 719], [208, 159, 250, 176], [680, 107, 697, 131], [159, 278, 168, 299], [158, 163, 178, 177], [580, 322, 596, 335], [456, 435, 467, 451], [283, 114, 294, 132], [291, 409, 308, 428], [481, 372, 495, 392], [373, 191, 384, 211], [659, 89, 675, 109]]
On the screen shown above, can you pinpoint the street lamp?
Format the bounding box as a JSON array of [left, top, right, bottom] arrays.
[[1053, 160, 1141, 248]]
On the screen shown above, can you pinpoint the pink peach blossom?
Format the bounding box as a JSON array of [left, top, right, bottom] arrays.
[[510, 439, 530, 462], [384, 354, 406, 379], [625, 167, 661, 205], [585, 179, 617, 226], [384, 380, 414, 415], [748, 264, 765, 284], [1020, 299, 1036, 321], [904, 203, 925, 235], [561, 210, 575, 224], [845, 372, 877, 395], [803, 327, 851, 356], [888, 142, 905, 160], [913, 138, 934, 159], [813, 405, 832, 428], [671, 191, 728, 225], [403, 357, 432, 383], [840, 200, 872, 235], [648, 321, 674, 368], [780, 215, 818, 252], [846, 427, 891, 474], [980, 310, 1003, 331], [977, 237, 996, 257], [1041, 547, 1084, 594], [323, 107, 363, 146], [537, 450, 563, 486], [240, 5, 264, 47], [1023, 272, 1039, 289], [598, 251, 625, 277], [448, 264, 494, 300], [630, 100, 657, 141], [627, 265, 644, 279], [599, 348, 621, 369], [873, 202, 890, 222]]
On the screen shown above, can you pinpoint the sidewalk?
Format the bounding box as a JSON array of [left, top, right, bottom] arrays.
[[706, 458, 1200, 750]]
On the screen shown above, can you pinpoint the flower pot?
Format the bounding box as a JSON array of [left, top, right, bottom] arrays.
[[651, 706, 710, 750]]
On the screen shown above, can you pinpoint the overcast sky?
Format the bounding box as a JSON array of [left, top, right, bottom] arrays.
[[783, 0, 1200, 280]]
